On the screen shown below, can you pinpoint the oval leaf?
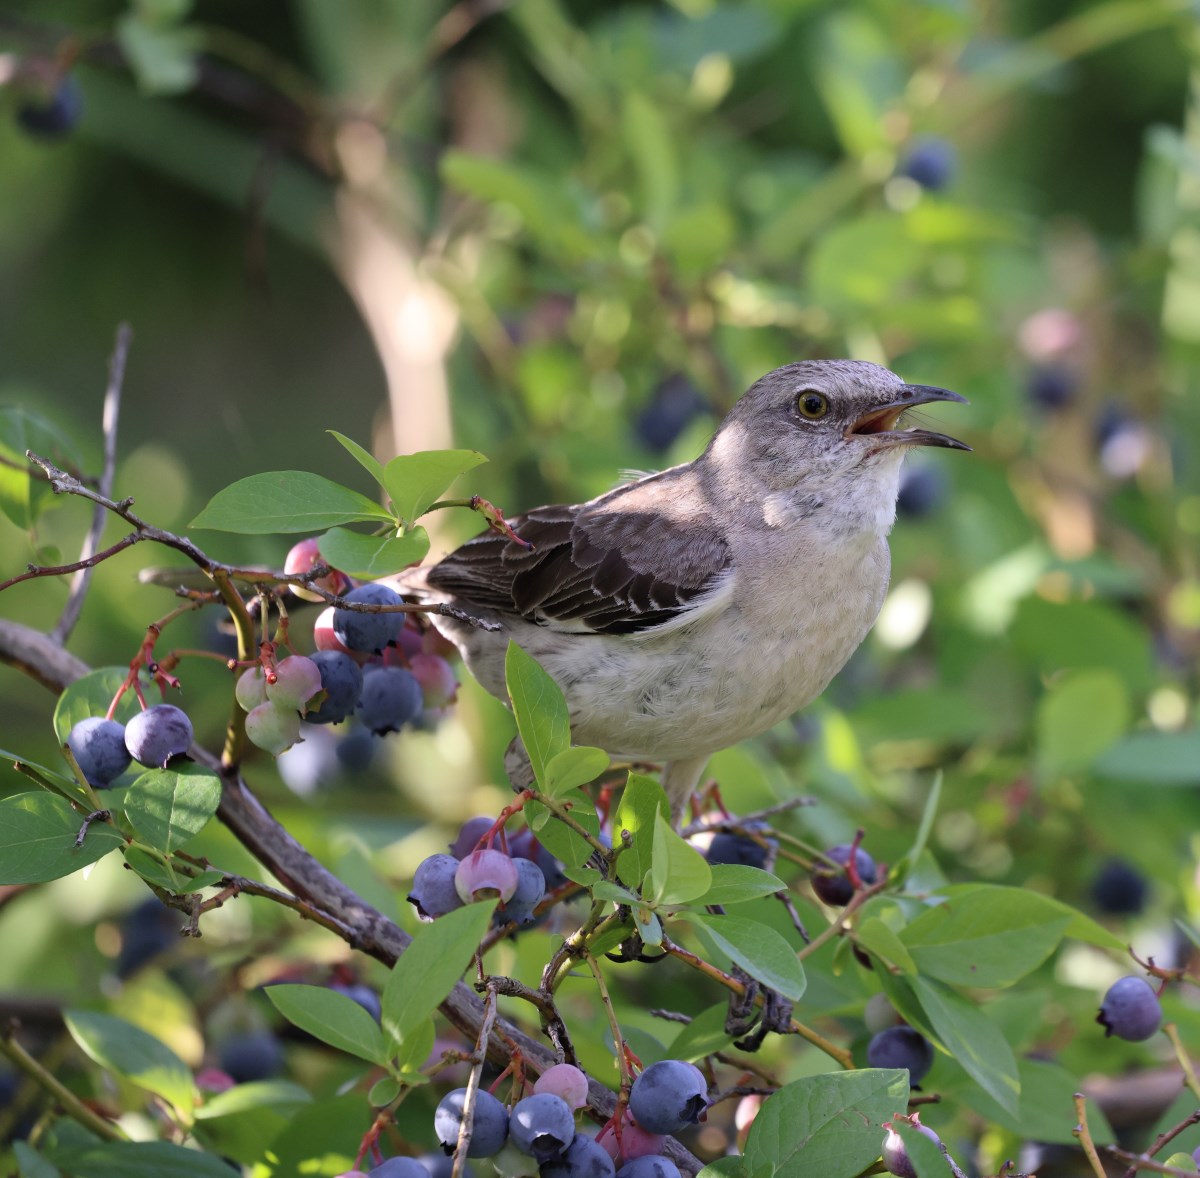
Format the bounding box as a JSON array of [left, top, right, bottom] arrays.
[[382, 450, 487, 524], [544, 746, 610, 797], [318, 526, 429, 579], [0, 792, 124, 885], [689, 913, 806, 1001], [123, 765, 222, 854], [265, 984, 387, 1066], [65, 1009, 194, 1119], [696, 865, 786, 906], [649, 811, 711, 905], [190, 472, 393, 534], [505, 641, 570, 786], [48, 1142, 236, 1178]]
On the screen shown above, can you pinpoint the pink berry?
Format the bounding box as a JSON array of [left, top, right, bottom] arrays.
[[313, 607, 370, 664], [454, 848, 519, 903], [266, 655, 324, 713], [245, 702, 303, 755], [534, 1063, 589, 1110], [597, 1112, 666, 1163], [410, 653, 458, 710], [284, 537, 349, 602]]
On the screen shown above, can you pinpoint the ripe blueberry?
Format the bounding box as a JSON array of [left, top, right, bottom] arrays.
[[217, 1030, 284, 1084], [357, 666, 423, 735], [67, 717, 132, 788], [541, 1134, 616, 1178], [866, 1026, 934, 1084], [333, 584, 406, 654], [811, 844, 877, 907], [125, 704, 193, 768], [704, 831, 772, 869], [898, 138, 956, 191], [615, 1159, 681, 1178], [1097, 976, 1162, 1041], [508, 1093, 575, 1162], [409, 854, 465, 920], [434, 1087, 509, 1157], [628, 1060, 707, 1135], [367, 1159, 431, 1178], [1090, 859, 1148, 917], [636, 375, 708, 454], [498, 858, 546, 928], [307, 651, 365, 724]]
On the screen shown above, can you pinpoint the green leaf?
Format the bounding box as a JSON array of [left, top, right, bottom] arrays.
[[856, 917, 917, 975], [649, 811, 711, 905], [668, 1003, 736, 1062], [0, 748, 90, 807], [369, 1077, 404, 1106], [895, 1120, 952, 1176], [899, 886, 1071, 988], [911, 976, 1020, 1115], [317, 526, 430, 579], [1095, 729, 1200, 786], [265, 984, 388, 1066], [896, 771, 942, 882], [505, 642, 570, 786], [689, 914, 806, 1001], [0, 407, 81, 530], [47, 1142, 236, 1178], [381, 450, 487, 524], [115, 15, 199, 94], [592, 881, 641, 905], [1035, 669, 1130, 776], [193, 1079, 311, 1121], [695, 865, 786, 906], [393, 1017, 436, 1079], [53, 667, 143, 745], [64, 1009, 194, 1119], [958, 1058, 1111, 1146], [614, 773, 670, 889], [189, 471, 393, 534], [12, 1141, 61, 1178], [543, 746, 610, 797], [381, 901, 495, 1052], [696, 1161, 745, 1178], [0, 793, 124, 885], [742, 1069, 909, 1178], [327, 430, 385, 485], [123, 846, 222, 893], [524, 791, 600, 869], [122, 765, 221, 853]]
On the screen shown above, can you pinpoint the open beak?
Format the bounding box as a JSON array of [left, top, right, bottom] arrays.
[[846, 384, 971, 451]]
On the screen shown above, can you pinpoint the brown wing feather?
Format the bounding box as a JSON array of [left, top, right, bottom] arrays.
[[425, 488, 730, 635]]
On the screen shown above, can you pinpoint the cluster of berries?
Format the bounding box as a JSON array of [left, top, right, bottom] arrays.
[[67, 704, 194, 787], [338, 1061, 705, 1178], [410, 817, 562, 929]]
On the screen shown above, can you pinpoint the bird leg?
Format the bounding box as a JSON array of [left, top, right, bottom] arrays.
[[724, 965, 794, 1052], [661, 755, 711, 828]]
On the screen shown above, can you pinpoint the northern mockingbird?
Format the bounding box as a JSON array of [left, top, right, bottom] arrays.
[[406, 360, 968, 818]]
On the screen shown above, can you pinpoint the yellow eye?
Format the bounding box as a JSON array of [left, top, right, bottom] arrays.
[[796, 390, 829, 419]]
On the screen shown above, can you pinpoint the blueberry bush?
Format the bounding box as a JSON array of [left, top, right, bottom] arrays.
[[1, 3, 1199, 1178]]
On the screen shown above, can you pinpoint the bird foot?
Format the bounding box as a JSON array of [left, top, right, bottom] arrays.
[[725, 965, 793, 1051]]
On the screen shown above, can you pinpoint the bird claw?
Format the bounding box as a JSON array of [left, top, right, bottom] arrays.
[[725, 966, 793, 1052]]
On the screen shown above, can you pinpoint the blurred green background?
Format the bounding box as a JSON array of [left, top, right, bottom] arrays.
[[2, 0, 1200, 1171]]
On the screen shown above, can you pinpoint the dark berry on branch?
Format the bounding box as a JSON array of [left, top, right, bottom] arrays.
[[541, 1134, 616, 1178], [333, 584, 406, 654], [124, 704, 193, 768], [217, 1030, 285, 1084], [435, 1087, 509, 1157], [1090, 859, 1147, 917], [451, 816, 497, 859], [330, 981, 382, 1022], [368, 1159, 432, 1178], [67, 717, 132, 788], [898, 138, 956, 190], [628, 1061, 708, 1135], [357, 666, 423, 735], [811, 844, 877, 907], [1097, 976, 1162, 1041], [509, 1093, 575, 1162], [498, 858, 547, 927], [409, 854, 465, 920], [705, 831, 771, 869], [866, 1027, 934, 1084], [615, 1158, 681, 1178], [307, 651, 364, 724]]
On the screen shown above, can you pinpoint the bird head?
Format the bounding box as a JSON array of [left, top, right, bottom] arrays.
[[705, 360, 969, 518]]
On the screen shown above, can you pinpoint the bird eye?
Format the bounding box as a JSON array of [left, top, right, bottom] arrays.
[[796, 391, 829, 420]]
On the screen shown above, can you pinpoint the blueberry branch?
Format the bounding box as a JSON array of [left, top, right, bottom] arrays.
[[1119, 1109, 1200, 1178], [1073, 1093, 1110, 1178]]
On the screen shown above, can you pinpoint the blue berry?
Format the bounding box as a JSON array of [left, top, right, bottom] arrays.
[[899, 138, 956, 191], [435, 1087, 509, 1158], [334, 584, 406, 654], [509, 1093, 575, 1162], [115, 897, 177, 978], [615, 1159, 680, 1178], [542, 1134, 616, 1178], [409, 854, 465, 920], [217, 1030, 285, 1084], [635, 375, 707, 453], [369, 1160, 431, 1178], [1097, 976, 1162, 1041], [705, 831, 771, 869], [498, 858, 546, 928], [451, 816, 496, 859], [307, 651, 365, 724], [357, 667, 423, 735], [335, 725, 378, 772], [1028, 365, 1078, 410], [16, 76, 83, 139], [896, 466, 945, 518], [1091, 859, 1147, 917], [419, 1155, 472, 1178], [67, 717, 132, 788], [866, 1027, 934, 1084], [811, 844, 877, 907], [628, 1061, 707, 1135], [124, 704, 193, 768]]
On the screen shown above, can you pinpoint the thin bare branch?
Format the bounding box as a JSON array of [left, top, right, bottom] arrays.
[[52, 322, 131, 644]]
